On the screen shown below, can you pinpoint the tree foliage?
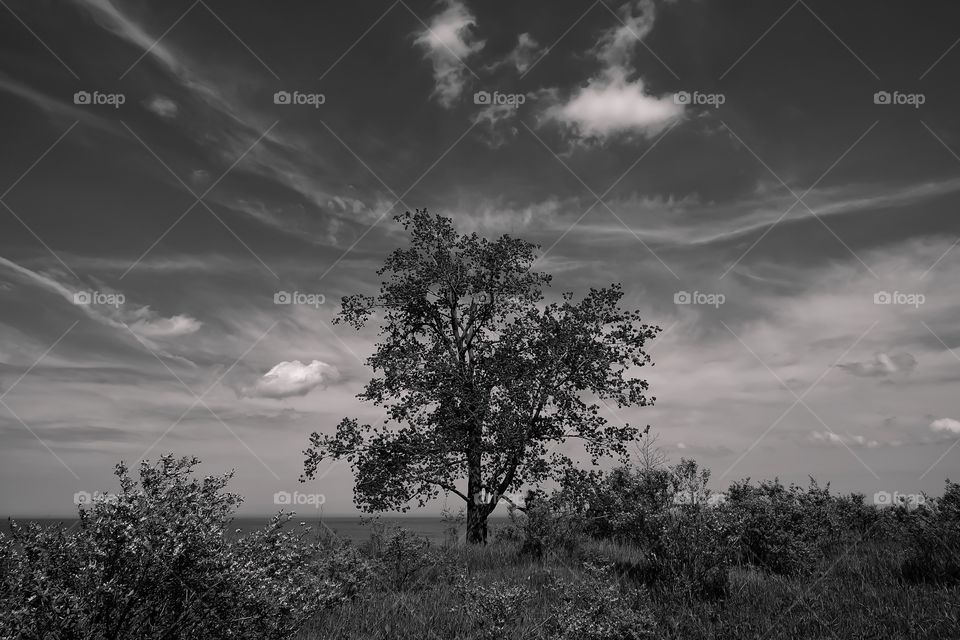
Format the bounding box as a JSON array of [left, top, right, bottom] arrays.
[[303, 210, 660, 542]]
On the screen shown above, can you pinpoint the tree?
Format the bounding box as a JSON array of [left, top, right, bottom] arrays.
[[302, 210, 660, 543]]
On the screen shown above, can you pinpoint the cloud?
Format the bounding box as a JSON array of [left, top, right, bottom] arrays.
[[930, 418, 960, 434], [0, 255, 201, 361], [470, 101, 523, 147], [73, 0, 180, 73], [838, 352, 917, 378], [544, 75, 683, 141], [809, 431, 879, 448], [241, 360, 340, 399], [144, 95, 179, 119], [126, 312, 202, 339], [414, 0, 484, 107], [488, 32, 542, 74], [541, 0, 683, 142]]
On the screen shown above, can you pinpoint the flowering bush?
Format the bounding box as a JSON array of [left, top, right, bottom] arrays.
[[550, 563, 659, 640], [459, 578, 536, 639], [0, 455, 352, 639]]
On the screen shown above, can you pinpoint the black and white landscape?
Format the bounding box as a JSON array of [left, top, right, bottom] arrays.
[[1, 1, 959, 639]]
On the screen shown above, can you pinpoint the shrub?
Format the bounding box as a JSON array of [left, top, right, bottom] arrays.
[[459, 578, 536, 639], [550, 563, 659, 640], [504, 489, 586, 558], [0, 455, 344, 640], [901, 480, 960, 585], [364, 523, 435, 591], [723, 478, 820, 576]]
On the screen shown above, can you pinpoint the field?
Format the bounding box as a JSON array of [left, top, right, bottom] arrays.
[[296, 531, 959, 640]]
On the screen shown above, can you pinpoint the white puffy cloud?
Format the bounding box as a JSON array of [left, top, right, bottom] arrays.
[[544, 72, 683, 141], [930, 418, 960, 434], [541, 0, 683, 142], [414, 0, 484, 107], [242, 360, 339, 399]]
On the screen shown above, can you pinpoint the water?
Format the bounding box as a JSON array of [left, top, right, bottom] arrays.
[[2, 515, 511, 544]]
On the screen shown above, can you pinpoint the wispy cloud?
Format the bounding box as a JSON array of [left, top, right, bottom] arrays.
[[414, 0, 484, 107]]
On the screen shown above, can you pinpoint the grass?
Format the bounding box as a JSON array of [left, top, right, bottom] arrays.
[[296, 537, 960, 640]]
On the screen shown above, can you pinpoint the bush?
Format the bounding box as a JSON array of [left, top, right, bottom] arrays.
[[0, 455, 346, 640], [901, 480, 960, 585], [459, 578, 536, 639], [364, 523, 435, 591], [723, 478, 822, 576], [502, 489, 586, 559], [550, 563, 659, 640]]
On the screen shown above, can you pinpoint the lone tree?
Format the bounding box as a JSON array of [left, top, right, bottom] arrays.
[[302, 210, 660, 543]]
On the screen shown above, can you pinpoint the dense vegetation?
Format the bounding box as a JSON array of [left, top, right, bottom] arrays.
[[2, 454, 958, 639]]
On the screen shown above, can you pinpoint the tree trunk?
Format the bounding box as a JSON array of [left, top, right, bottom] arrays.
[[466, 440, 487, 544], [466, 499, 488, 544]]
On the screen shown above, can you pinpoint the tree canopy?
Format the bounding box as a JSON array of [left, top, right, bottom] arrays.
[[302, 210, 660, 542]]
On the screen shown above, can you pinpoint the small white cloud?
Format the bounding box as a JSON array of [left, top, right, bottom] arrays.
[[540, 0, 683, 142], [544, 73, 683, 141], [144, 95, 178, 119], [242, 360, 339, 400], [414, 0, 484, 107], [128, 313, 202, 339], [930, 418, 960, 434]]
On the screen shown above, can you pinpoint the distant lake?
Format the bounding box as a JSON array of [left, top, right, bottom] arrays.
[[2, 515, 512, 544]]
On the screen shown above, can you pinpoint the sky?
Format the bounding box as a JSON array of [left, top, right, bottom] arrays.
[[1, 0, 959, 517]]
